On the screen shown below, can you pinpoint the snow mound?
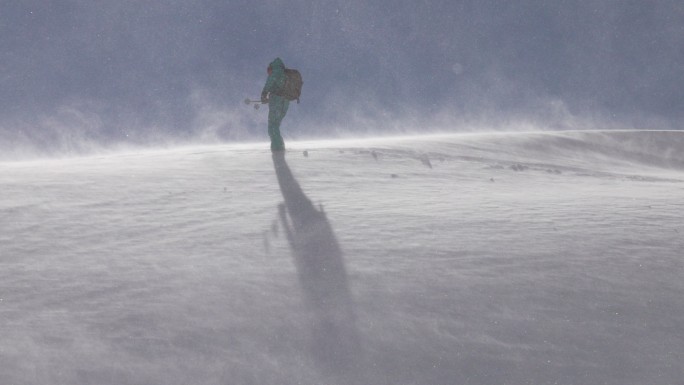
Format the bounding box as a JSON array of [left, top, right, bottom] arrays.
[[1, 130, 683, 385]]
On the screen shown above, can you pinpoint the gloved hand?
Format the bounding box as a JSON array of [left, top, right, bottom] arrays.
[[261, 92, 269, 104]]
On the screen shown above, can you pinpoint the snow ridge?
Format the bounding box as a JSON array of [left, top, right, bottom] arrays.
[[1, 130, 683, 385]]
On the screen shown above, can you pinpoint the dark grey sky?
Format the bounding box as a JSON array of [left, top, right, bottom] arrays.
[[1, 0, 682, 153]]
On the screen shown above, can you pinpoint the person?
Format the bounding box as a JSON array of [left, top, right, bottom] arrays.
[[261, 58, 289, 152]]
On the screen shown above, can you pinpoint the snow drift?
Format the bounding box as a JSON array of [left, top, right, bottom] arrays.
[[1, 130, 683, 384]]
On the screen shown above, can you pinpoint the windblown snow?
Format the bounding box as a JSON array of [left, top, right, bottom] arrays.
[[1, 130, 683, 385]]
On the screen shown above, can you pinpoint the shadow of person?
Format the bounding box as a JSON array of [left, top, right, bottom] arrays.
[[271, 152, 362, 377]]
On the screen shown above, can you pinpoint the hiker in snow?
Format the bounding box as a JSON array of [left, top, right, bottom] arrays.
[[261, 58, 289, 152]]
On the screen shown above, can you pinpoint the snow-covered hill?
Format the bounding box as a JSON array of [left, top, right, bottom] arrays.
[[2, 130, 683, 384]]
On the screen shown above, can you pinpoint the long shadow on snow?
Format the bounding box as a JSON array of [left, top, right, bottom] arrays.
[[271, 152, 362, 377]]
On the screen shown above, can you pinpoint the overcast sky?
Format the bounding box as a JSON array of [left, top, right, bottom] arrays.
[[1, 0, 683, 152]]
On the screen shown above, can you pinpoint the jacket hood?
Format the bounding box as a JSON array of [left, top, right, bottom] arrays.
[[269, 58, 285, 72]]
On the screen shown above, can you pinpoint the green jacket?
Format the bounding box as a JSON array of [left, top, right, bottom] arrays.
[[261, 58, 287, 102]]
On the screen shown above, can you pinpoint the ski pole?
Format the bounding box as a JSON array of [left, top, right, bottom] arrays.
[[244, 98, 265, 110]]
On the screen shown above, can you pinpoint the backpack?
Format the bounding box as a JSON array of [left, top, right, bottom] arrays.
[[277, 68, 303, 103]]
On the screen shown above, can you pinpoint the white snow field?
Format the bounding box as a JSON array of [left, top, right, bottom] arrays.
[[1, 130, 683, 385]]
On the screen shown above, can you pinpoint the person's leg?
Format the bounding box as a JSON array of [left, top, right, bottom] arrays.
[[268, 120, 284, 151], [268, 97, 289, 151]]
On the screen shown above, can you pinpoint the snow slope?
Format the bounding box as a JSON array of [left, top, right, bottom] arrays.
[[1, 130, 683, 385]]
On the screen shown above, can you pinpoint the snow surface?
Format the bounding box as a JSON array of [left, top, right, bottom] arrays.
[[1, 130, 683, 385]]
